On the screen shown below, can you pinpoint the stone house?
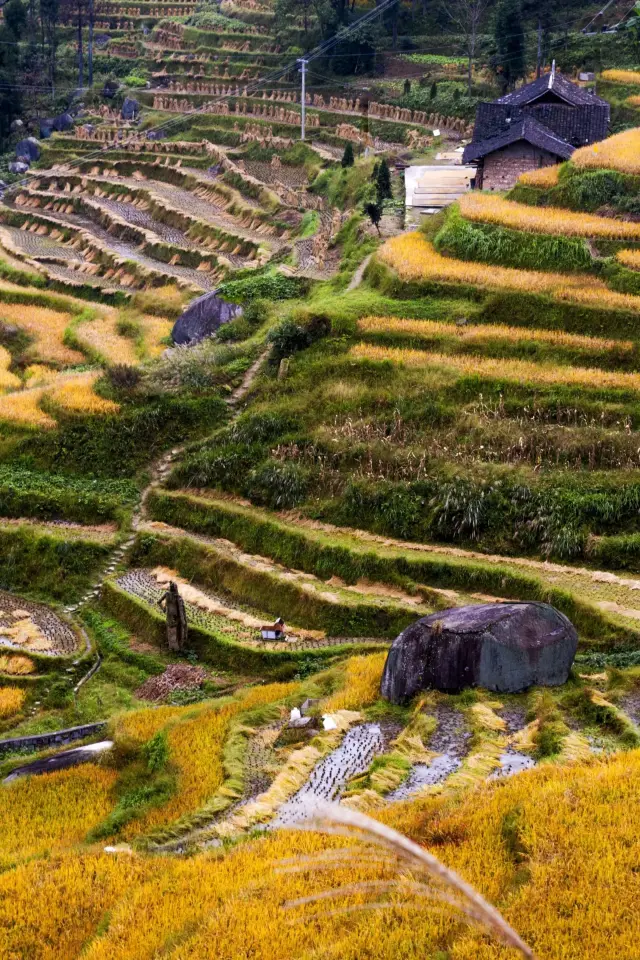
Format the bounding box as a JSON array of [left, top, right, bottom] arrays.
[[463, 67, 610, 190]]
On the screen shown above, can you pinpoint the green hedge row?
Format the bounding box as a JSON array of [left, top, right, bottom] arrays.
[[131, 531, 421, 637], [146, 490, 637, 651], [101, 580, 383, 674]]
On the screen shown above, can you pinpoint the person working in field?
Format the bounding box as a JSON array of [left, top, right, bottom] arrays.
[[158, 581, 188, 651]]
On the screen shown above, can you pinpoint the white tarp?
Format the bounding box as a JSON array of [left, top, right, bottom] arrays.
[[405, 164, 476, 209]]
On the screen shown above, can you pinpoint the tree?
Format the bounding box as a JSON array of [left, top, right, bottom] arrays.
[[375, 158, 392, 203], [403, 78, 411, 95], [0, 0, 27, 150], [441, 0, 488, 93], [430, 80, 438, 99], [341, 142, 354, 167], [494, 0, 526, 92], [365, 201, 382, 235]]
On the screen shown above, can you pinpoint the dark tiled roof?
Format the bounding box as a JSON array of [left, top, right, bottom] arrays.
[[462, 115, 575, 163], [495, 72, 609, 108], [472, 101, 610, 147]]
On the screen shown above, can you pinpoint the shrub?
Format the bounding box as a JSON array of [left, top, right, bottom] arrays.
[[341, 143, 355, 168], [107, 365, 142, 392], [247, 460, 308, 509], [218, 272, 307, 304]]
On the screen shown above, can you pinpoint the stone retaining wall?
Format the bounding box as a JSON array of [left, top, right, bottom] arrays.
[[0, 721, 107, 755]]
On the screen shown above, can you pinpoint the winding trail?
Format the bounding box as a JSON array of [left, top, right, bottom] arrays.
[[67, 345, 271, 618], [347, 253, 372, 291]]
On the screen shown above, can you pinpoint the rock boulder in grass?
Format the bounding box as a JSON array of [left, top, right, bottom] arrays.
[[15, 137, 40, 163], [53, 113, 74, 133], [121, 97, 139, 121], [172, 291, 242, 345], [380, 602, 578, 701]]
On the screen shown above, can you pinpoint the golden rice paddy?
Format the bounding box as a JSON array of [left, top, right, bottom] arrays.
[[377, 232, 640, 314], [459, 191, 640, 240], [517, 165, 561, 188], [74, 316, 140, 366], [0, 685, 25, 717], [602, 69, 640, 85], [572, 127, 640, 176], [0, 302, 84, 366], [350, 343, 640, 393], [358, 316, 632, 354]]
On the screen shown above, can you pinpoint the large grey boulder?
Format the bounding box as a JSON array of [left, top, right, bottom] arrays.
[[172, 291, 242, 345], [380, 602, 578, 701], [15, 137, 40, 162], [8, 161, 29, 175]]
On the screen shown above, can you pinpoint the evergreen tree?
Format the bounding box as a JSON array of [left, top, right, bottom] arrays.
[[494, 0, 526, 91], [430, 80, 438, 99], [365, 201, 382, 235], [403, 78, 411, 95], [341, 142, 354, 167], [375, 158, 393, 204]]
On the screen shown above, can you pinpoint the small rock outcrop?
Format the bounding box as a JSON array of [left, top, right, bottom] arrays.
[[381, 602, 578, 701], [15, 137, 40, 163], [172, 291, 242, 345], [121, 97, 139, 121]]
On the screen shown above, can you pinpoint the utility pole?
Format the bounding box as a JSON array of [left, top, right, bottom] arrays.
[[536, 17, 542, 78], [298, 57, 307, 140], [88, 0, 94, 86]]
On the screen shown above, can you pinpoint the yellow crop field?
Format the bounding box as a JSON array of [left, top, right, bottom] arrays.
[[0, 751, 636, 960], [0, 346, 21, 393], [139, 314, 173, 357], [377, 233, 640, 314], [617, 248, 640, 271], [0, 383, 57, 428], [48, 371, 120, 415], [121, 701, 238, 838], [602, 69, 640, 84], [459, 192, 640, 239], [0, 852, 154, 960], [517, 165, 561, 187], [0, 765, 117, 869], [0, 685, 25, 717], [0, 654, 35, 674], [627, 95, 640, 107], [0, 370, 119, 429], [359, 316, 632, 354], [351, 343, 640, 393], [325, 651, 387, 711], [0, 302, 85, 365], [114, 703, 186, 745], [572, 127, 640, 175], [74, 316, 139, 366]]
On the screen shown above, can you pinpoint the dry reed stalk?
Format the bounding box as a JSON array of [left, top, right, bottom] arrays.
[[286, 800, 535, 958]]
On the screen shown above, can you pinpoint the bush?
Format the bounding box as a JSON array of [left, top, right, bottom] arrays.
[[267, 319, 312, 363], [218, 272, 307, 304], [107, 365, 142, 392], [247, 460, 308, 509]]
